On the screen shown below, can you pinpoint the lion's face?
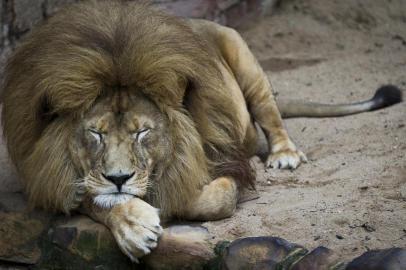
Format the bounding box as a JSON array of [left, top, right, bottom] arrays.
[[70, 92, 171, 208]]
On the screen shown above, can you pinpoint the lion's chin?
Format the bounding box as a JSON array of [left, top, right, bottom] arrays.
[[93, 193, 134, 209]]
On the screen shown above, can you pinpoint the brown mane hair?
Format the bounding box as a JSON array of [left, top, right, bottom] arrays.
[[1, 0, 254, 216]]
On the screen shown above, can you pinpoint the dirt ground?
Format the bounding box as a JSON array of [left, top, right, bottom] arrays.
[[203, 0, 406, 260]]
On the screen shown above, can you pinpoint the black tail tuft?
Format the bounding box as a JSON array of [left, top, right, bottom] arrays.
[[371, 85, 403, 110]]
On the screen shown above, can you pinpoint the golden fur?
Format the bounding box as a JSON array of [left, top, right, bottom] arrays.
[[1, 1, 255, 217]]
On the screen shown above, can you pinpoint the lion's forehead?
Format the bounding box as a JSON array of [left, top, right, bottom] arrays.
[[87, 111, 156, 133], [85, 92, 161, 133]]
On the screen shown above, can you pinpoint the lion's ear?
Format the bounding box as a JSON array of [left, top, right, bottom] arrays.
[[38, 94, 58, 124], [182, 79, 195, 109]]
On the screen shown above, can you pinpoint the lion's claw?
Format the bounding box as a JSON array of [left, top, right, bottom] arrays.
[[266, 149, 307, 170]]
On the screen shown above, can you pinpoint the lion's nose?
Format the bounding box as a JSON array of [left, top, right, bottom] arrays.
[[102, 172, 135, 191]]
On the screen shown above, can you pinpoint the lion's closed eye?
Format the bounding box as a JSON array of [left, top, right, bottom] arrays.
[[133, 128, 150, 143], [89, 129, 103, 144]]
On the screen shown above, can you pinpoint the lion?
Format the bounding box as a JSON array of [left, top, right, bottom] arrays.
[[1, 1, 402, 262]]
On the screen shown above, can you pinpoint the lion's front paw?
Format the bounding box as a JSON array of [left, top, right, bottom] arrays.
[[266, 149, 307, 170], [107, 198, 163, 263]]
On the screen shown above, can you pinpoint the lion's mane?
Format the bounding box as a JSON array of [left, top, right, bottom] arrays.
[[1, 1, 254, 216]]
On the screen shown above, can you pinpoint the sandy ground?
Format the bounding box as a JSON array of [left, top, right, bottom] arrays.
[[0, 0, 405, 262], [203, 0, 406, 260]]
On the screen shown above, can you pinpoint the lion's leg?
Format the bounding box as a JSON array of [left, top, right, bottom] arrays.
[[218, 27, 307, 169], [183, 177, 238, 221], [190, 20, 307, 169]]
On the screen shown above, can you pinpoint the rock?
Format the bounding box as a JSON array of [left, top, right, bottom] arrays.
[[0, 119, 23, 193], [291, 246, 343, 270], [0, 212, 44, 264], [41, 215, 137, 269], [44, 0, 77, 17], [220, 237, 307, 270], [43, 216, 216, 270], [0, 0, 3, 50], [12, 0, 45, 35], [1, 211, 406, 270], [157, 0, 212, 19], [0, 264, 28, 270], [144, 225, 214, 270], [0, 192, 27, 212], [346, 248, 406, 270], [0, 212, 214, 269]]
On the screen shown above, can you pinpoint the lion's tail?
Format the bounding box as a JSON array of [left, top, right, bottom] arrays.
[[277, 85, 403, 118]]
